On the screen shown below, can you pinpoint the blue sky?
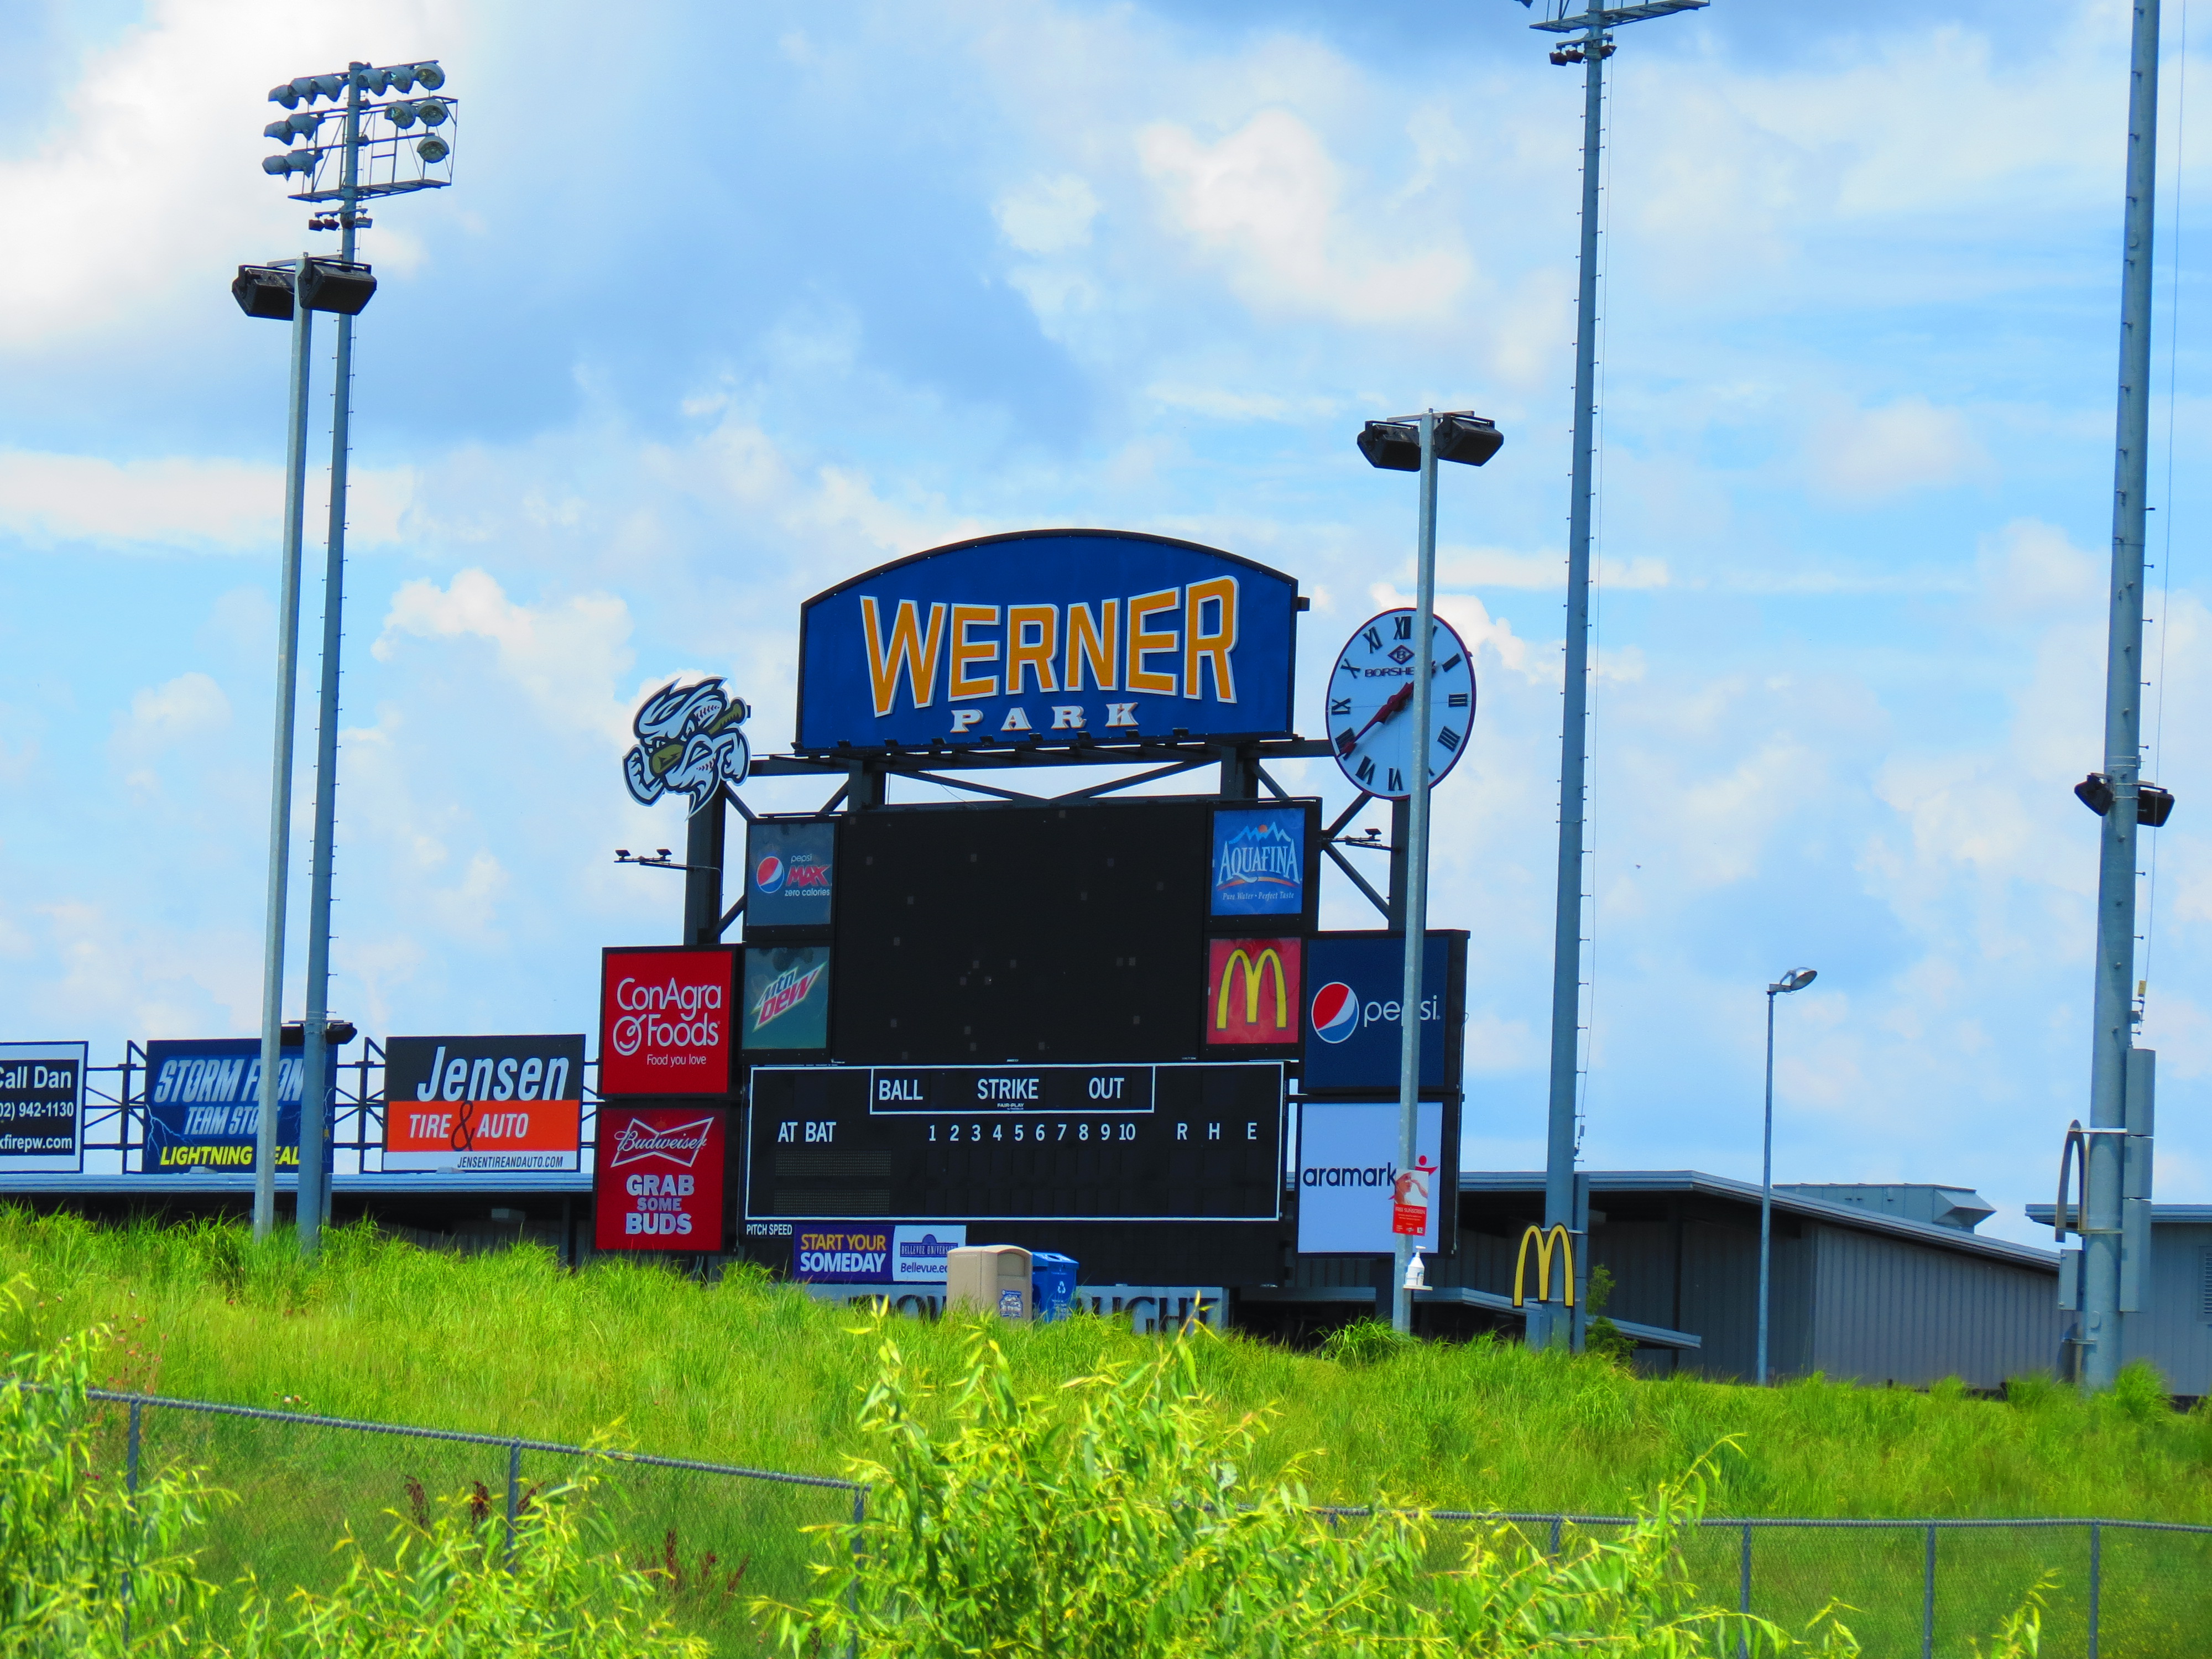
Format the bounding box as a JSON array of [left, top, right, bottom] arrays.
[[1, 0, 2205, 1243]]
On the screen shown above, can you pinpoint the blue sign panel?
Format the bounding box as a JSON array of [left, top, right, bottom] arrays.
[[1301, 934, 1462, 1094], [796, 530, 1299, 753], [142, 1037, 305, 1175], [1211, 806, 1306, 918], [747, 818, 836, 930]]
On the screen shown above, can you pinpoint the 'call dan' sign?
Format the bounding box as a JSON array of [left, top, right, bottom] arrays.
[[795, 530, 1298, 753]]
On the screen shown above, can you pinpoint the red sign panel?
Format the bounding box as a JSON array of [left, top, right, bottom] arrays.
[[1204, 938, 1303, 1046], [593, 1104, 727, 1251], [1392, 1157, 1434, 1237], [599, 946, 737, 1097]]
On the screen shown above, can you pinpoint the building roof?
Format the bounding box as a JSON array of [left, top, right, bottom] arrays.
[[1460, 1170, 2060, 1272], [2026, 1203, 2212, 1227]]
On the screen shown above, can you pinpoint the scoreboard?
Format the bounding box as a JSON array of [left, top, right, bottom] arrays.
[[747, 1061, 1284, 1223]]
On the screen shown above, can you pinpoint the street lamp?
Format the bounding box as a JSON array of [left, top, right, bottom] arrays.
[[1357, 410, 1504, 1335], [239, 57, 458, 1254], [1759, 965, 1816, 1386]]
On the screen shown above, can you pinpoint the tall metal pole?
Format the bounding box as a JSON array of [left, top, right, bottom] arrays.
[[299, 65, 366, 1255], [1757, 987, 1776, 1386], [2084, 0, 2162, 1391], [252, 262, 314, 1241], [1392, 413, 1441, 1336], [1538, 18, 1608, 1353]]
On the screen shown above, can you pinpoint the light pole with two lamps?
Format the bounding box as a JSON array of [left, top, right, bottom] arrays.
[[1759, 965, 1815, 1386], [1355, 411, 1504, 1334], [236, 59, 457, 1250]]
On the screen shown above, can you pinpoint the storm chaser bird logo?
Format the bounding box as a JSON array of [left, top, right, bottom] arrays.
[[622, 678, 750, 810]]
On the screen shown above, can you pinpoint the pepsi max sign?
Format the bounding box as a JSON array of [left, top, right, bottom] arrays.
[[746, 819, 835, 931], [795, 530, 1298, 753], [1301, 932, 1466, 1094]]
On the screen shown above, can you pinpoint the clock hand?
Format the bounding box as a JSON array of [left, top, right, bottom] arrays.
[[1337, 682, 1415, 754]]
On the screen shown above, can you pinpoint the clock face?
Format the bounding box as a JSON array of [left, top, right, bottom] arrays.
[[1326, 609, 1476, 800]]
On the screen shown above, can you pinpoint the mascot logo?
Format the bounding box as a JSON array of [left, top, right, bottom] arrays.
[[623, 678, 750, 810]]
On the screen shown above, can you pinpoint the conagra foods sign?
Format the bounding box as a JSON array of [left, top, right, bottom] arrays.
[[599, 946, 737, 1097], [594, 1105, 726, 1252]]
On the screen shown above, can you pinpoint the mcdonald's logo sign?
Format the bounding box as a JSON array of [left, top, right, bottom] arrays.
[[1205, 938, 1302, 1046], [1512, 1224, 1575, 1308]]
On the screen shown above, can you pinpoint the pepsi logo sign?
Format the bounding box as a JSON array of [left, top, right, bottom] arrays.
[[755, 855, 786, 895], [1310, 982, 1359, 1044]]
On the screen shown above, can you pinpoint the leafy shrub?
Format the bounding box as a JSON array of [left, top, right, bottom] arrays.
[[0, 1280, 221, 1657], [762, 1323, 1858, 1657]]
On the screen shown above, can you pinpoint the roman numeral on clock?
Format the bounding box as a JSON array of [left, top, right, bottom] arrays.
[[1355, 755, 1375, 785], [1394, 614, 1413, 639], [1329, 697, 1351, 716], [1364, 626, 1383, 651], [1448, 692, 1469, 708], [1437, 727, 1461, 752], [1439, 653, 1462, 672], [1387, 768, 1404, 793]]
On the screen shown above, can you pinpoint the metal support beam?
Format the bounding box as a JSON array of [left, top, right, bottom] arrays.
[[683, 786, 726, 947]]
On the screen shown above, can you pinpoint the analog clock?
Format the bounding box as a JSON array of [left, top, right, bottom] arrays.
[[1326, 609, 1476, 799]]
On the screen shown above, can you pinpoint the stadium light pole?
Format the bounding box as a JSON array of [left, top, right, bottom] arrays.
[[1759, 966, 1815, 1386], [233, 261, 314, 1241], [1357, 411, 1504, 1335], [1524, 0, 1707, 1353], [255, 57, 456, 1253]]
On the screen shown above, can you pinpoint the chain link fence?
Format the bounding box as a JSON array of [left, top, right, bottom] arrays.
[[79, 1386, 2212, 1658]]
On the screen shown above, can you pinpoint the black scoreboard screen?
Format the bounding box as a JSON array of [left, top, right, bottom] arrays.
[[746, 1061, 1284, 1222], [830, 799, 1214, 1065]]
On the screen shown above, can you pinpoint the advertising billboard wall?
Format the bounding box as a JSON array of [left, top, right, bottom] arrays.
[[0, 1042, 87, 1172], [744, 819, 836, 932], [1208, 806, 1310, 922], [1203, 938, 1302, 1049], [382, 1035, 585, 1173], [142, 1038, 303, 1175], [743, 944, 832, 1053], [1300, 932, 1466, 1094], [593, 1104, 727, 1251], [1296, 1100, 1444, 1254], [599, 946, 737, 1097], [792, 1223, 967, 1284], [796, 530, 1298, 753]]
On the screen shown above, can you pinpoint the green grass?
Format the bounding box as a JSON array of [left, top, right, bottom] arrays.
[[4, 1207, 2210, 1655]]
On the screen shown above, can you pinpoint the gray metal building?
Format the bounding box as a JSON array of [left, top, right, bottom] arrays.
[[2026, 1203, 2211, 1400], [1250, 1171, 2068, 1390]]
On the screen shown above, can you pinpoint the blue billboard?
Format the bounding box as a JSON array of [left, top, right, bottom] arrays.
[[142, 1037, 305, 1175], [746, 818, 836, 931], [1210, 806, 1306, 919], [795, 530, 1299, 753], [1301, 933, 1465, 1094]]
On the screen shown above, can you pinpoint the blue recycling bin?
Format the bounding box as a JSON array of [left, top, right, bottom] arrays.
[[1031, 1252, 1078, 1322]]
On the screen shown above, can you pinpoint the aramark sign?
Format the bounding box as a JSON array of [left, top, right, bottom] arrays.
[[795, 530, 1299, 753]]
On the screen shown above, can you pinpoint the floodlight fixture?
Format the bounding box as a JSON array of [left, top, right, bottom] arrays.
[[2075, 772, 2176, 826], [260, 59, 457, 208], [1357, 412, 1503, 472], [1769, 967, 1817, 995]]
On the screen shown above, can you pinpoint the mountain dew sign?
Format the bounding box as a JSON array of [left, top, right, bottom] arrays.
[[795, 530, 1300, 753]]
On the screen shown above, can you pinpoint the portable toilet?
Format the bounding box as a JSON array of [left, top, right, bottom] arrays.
[[947, 1245, 1031, 1319], [1031, 1252, 1078, 1322]]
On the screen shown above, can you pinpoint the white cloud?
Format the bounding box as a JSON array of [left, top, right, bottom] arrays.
[[113, 671, 230, 756], [994, 174, 1101, 255], [0, 450, 412, 551], [1806, 398, 1993, 504], [372, 568, 636, 744], [1137, 109, 1469, 323], [1438, 546, 1670, 591]]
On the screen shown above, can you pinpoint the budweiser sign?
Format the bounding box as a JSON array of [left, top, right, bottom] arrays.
[[594, 1105, 726, 1253], [599, 946, 735, 1097], [607, 1115, 715, 1168]]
